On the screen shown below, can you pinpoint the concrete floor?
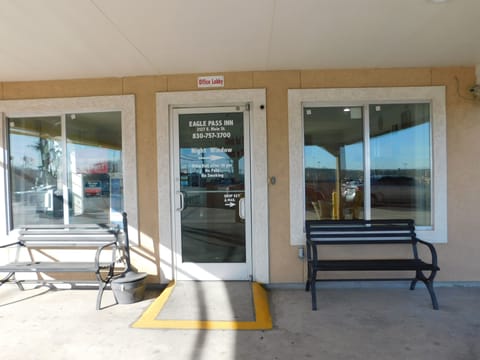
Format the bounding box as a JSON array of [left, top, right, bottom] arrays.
[[0, 283, 479, 360], [156, 281, 255, 321]]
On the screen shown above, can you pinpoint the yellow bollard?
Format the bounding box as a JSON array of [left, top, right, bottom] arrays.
[[332, 191, 339, 220]]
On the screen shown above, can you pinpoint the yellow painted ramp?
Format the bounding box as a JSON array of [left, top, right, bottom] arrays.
[[132, 281, 272, 330]]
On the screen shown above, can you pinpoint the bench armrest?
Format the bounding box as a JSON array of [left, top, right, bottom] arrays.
[[416, 237, 439, 268], [306, 238, 319, 263], [94, 241, 121, 281], [94, 240, 118, 263]]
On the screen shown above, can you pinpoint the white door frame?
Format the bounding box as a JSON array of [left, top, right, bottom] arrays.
[[156, 89, 269, 284]]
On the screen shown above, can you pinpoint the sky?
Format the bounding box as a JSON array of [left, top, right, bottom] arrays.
[[305, 122, 431, 171]]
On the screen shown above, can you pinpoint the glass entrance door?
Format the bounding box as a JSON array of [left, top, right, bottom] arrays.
[[172, 106, 251, 280]]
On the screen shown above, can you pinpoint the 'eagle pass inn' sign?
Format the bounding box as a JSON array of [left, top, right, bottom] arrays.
[[197, 75, 225, 88]]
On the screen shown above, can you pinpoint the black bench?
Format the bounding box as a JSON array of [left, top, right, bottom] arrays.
[[305, 219, 440, 310], [0, 214, 130, 310]]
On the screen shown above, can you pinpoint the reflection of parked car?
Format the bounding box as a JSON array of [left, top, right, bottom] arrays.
[[371, 176, 421, 206], [85, 181, 102, 197], [340, 176, 429, 208]]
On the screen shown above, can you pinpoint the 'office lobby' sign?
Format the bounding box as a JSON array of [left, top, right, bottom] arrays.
[[197, 75, 224, 88]]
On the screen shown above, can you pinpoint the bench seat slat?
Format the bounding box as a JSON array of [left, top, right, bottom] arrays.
[[308, 231, 414, 238], [19, 236, 118, 242], [308, 239, 413, 245], [308, 232, 413, 237], [313, 259, 439, 272], [19, 230, 118, 235], [307, 225, 413, 232], [0, 261, 114, 273], [19, 223, 112, 229]]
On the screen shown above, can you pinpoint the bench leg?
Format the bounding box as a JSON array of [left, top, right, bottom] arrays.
[[305, 262, 318, 310], [423, 280, 439, 310], [0, 272, 25, 290], [309, 271, 318, 311], [305, 263, 311, 292], [409, 278, 417, 290], [95, 267, 117, 310], [0, 272, 15, 285], [414, 270, 439, 310], [96, 282, 108, 310]]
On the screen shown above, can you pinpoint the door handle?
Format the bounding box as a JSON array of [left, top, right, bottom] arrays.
[[239, 197, 245, 220], [177, 191, 185, 212]]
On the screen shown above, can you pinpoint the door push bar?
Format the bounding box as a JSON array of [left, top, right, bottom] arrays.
[[177, 191, 185, 212]]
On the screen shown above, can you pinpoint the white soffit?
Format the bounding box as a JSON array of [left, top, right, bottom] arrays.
[[93, 0, 275, 74], [269, 0, 480, 69], [0, 0, 155, 80], [0, 0, 479, 81]]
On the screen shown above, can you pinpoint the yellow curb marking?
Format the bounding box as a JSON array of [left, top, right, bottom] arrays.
[[132, 281, 272, 330]]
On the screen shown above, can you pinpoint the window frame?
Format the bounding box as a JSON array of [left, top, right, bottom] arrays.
[[288, 86, 447, 244], [0, 95, 138, 243]]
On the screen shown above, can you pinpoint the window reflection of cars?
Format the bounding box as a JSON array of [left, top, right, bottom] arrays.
[[341, 176, 428, 208], [85, 181, 102, 197], [371, 176, 420, 206]]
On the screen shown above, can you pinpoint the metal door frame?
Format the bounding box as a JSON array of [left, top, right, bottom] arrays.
[[171, 105, 252, 280]]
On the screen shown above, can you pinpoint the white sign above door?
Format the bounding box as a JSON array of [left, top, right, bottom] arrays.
[[197, 75, 225, 88]]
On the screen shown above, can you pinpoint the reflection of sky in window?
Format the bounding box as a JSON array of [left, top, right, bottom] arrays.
[[11, 134, 121, 174], [10, 134, 44, 168], [305, 123, 430, 170], [69, 143, 121, 173]]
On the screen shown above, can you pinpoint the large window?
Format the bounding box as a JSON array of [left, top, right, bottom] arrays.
[[1, 96, 137, 239], [304, 103, 431, 226], [289, 87, 446, 244], [8, 112, 122, 227]]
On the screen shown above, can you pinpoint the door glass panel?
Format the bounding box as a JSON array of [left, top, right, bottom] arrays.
[[66, 112, 123, 224], [8, 116, 63, 227], [304, 106, 364, 220], [178, 112, 245, 263], [369, 103, 431, 226]]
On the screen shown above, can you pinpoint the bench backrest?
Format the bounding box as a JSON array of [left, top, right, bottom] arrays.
[[18, 224, 121, 247], [306, 219, 417, 245]]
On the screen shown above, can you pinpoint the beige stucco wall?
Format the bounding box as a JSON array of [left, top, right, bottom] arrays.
[[1, 66, 478, 283]]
